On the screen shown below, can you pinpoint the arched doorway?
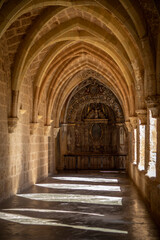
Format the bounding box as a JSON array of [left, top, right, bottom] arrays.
[[58, 78, 127, 171]]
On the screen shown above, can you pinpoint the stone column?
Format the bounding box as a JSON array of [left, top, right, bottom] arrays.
[[157, 117, 160, 181], [146, 96, 160, 179], [59, 124, 67, 171], [125, 121, 132, 171], [129, 117, 138, 165], [136, 110, 147, 172], [53, 127, 60, 174]]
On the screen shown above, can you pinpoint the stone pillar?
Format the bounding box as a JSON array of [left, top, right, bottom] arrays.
[[157, 117, 160, 181], [125, 121, 132, 171], [146, 96, 160, 179], [53, 127, 60, 174], [136, 110, 147, 172], [58, 124, 67, 170], [129, 117, 138, 165]]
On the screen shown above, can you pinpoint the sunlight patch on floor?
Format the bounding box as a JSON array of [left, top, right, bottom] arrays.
[[3, 208, 104, 217], [0, 212, 128, 234], [52, 176, 118, 183], [16, 193, 122, 205], [36, 183, 121, 192]]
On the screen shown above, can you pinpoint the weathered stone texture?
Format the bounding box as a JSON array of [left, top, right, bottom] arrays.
[[0, 44, 49, 200]]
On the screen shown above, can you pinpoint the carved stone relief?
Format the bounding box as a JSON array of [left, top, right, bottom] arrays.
[[66, 78, 124, 123], [62, 78, 127, 170]]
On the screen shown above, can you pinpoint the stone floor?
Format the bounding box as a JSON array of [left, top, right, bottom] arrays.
[[0, 171, 160, 240]]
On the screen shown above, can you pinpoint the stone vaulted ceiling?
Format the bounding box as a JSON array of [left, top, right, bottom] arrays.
[[0, 0, 159, 128]]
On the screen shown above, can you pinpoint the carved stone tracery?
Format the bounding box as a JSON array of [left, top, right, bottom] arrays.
[[63, 78, 127, 156], [66, 78, 124, 124]]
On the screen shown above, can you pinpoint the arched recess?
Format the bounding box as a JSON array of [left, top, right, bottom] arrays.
[[56, 77, 128, 171]]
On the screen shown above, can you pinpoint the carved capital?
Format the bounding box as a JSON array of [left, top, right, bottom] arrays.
[[8, 117, 19, 133], [146, 95, 160, 118], [129, 116, 138, 129], [150, 106, 160, 118], [125, 121, 132, 132], [53, 128, 60, 138], [44, 125, 51, 136], [30, 123, 39, 135], [136, 109, 147, 125]]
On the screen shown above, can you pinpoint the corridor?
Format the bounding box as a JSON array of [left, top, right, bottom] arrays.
[[0, 171, 159, 240]]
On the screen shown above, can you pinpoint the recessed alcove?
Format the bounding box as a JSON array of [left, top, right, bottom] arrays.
[[58, 78, 127, 171]]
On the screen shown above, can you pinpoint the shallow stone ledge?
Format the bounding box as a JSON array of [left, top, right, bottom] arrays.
[[8, 117, 19, 133]]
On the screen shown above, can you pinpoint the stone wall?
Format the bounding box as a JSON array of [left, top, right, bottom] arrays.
[[128, 117, 160, 226], [0, 35, 50, 202], [0, 34, 12, 201], [129, 164, 160, 226]]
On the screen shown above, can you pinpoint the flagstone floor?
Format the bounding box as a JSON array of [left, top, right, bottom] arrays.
[[0, 171, 159, 240]]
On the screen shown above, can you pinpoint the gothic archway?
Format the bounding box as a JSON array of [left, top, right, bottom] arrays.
[[59, 78, 128, 170]]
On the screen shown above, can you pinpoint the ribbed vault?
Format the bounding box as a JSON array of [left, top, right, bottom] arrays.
[[0, 0, 159, 129]]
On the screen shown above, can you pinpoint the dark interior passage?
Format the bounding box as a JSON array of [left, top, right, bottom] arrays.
[[0, 171, 159, 240]]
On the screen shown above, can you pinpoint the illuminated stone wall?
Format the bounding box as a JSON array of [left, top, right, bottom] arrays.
[[0, 36, 49, 201], [128, 109, 160, 225]]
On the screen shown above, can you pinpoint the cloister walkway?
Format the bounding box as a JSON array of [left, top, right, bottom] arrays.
[[0, 171, 159, 240]]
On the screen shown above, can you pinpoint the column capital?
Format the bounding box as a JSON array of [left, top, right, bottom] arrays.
[[136, 109, 147, 125], [129, 116, 138, 129], [146, 95, 160, 118]]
